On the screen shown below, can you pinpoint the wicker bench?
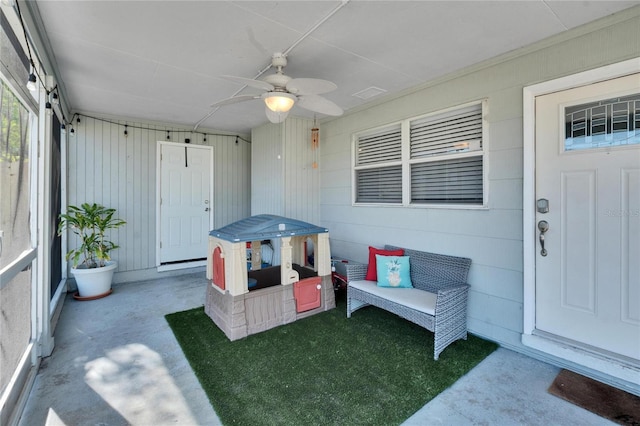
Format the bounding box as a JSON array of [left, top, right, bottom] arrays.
[[345, 245, 471, 360]]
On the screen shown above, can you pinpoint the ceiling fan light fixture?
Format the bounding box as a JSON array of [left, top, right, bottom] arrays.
[[263, 92, 296, 113], [265, 106, 290, 124], [208, 53, 342, 127]]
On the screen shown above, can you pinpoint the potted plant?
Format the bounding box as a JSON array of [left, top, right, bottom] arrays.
[[58, 202, 126, 299]]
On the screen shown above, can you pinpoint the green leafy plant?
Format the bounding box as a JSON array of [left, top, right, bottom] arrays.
[[58, 203, 126, 268]]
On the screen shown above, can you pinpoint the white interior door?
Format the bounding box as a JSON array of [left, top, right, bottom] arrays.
[[535, 73, 640, 361], [159, 143, 212, 264]]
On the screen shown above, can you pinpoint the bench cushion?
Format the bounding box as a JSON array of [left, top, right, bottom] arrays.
[[350, 280, 437, 316]]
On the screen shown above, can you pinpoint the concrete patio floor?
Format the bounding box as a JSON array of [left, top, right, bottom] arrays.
[[18, 272, 613, 425]]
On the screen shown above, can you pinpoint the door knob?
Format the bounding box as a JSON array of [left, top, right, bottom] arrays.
[[538, 220, 549, 256]]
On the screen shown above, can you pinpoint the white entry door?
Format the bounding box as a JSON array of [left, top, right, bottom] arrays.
[[159, 143, 212, 264], [535, 73, 640, 361]]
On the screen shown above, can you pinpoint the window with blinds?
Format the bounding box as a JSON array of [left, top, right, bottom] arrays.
[[356, 166, 402, 203], [353, 102, 486, 207], [411, 157, 483, 204], [354, 124, 402, 204], [410, 103, 484, 204]]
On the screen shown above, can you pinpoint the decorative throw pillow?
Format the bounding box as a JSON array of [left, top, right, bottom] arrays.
[[365, 246, 404, 281], [376, 255, 413, 288]]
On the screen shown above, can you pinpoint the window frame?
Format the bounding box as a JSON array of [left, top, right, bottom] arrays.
[[352, 122, 403, 205], [0, 63, 39, 285], [562, 92, 639, 153], [0, 36, 40, 425], [352, 99, 489, 209]]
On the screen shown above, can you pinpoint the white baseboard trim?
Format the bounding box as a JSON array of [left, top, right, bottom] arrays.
[[521, 334, 640, 397], [468, 330, 640, 397], [157, 260, 206, 272], [110, 264, 206, 285]]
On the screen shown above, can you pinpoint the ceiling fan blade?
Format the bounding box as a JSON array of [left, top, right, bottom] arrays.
[[210, 95, 259, 108], [286, 78, 337, 95], [220, 75, 274, 91], [297, 95, 343, 116]]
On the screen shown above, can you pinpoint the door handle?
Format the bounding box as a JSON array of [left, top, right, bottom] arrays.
[[538, 220, 549, 257], [204, 207, 210, 212]]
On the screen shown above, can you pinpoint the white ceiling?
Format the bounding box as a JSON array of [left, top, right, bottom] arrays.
[[32, 0, 640, 135]]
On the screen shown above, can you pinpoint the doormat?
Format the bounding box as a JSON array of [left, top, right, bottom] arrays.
[[548, 369, 640, 425]]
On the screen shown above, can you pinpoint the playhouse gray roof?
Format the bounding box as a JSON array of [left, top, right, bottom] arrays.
[[209, 214, 329, 242]]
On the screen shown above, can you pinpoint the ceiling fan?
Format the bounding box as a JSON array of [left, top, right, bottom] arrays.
[[212, 52, 344, 123]]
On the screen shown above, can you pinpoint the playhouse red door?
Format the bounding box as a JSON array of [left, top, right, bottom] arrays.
[[213, 246, 225, 290], [293, 277, 322, 313]]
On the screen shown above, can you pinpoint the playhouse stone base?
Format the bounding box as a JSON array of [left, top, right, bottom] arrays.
[[205, 275, 335, 341]]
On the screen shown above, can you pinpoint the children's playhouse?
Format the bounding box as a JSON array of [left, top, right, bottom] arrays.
[[205, 214, 335, 340]]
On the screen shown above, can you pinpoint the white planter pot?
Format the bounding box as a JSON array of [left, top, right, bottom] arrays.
[[71, 261, 117, 298]]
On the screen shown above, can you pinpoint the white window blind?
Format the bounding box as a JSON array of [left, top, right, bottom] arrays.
[[356, 166, 403, 203], [356, 124, 402, 166], [354, 124, 402, 204], [411, 157, 483, 204], [353, 101, 486, 207], [410, 103, 484, 204], [410, 104, 483, 159]]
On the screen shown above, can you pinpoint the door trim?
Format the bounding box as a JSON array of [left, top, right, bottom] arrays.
[[155, 141, 214, 269], [522, 57, 640, 385]]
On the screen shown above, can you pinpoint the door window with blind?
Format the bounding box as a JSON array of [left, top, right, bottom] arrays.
[[353, 101, 487, 207]]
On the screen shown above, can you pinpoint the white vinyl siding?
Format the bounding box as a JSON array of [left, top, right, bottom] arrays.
[[251, 117, 321, 225], [322, 8, 639, 362], [68, 115, 251, 277], [353, 102, 486, 207]]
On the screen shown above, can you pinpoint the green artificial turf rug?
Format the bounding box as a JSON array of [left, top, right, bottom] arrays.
[[166, 294, 497, 426]]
